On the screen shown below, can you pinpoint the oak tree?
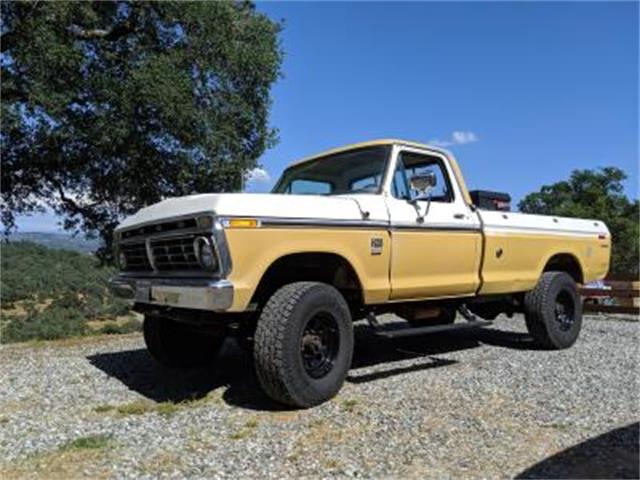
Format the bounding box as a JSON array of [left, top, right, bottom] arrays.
[[519, 167, 639, 278], [1, 1, 282, 258]]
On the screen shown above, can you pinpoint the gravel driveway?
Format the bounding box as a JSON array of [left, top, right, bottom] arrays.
[[1, 314, 638, 479]]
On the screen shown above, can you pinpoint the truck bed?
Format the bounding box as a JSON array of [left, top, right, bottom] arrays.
[[476, 210, 610, 294]]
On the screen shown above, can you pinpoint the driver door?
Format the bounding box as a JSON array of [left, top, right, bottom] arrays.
[[385, 148, 482, 300]]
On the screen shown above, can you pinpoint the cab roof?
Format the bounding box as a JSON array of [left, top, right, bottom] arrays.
[[284, 138, 472, 206], [287, 139, 449, 168]]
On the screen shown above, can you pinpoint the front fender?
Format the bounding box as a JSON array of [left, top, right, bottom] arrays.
[[223, 227, 391, 311]]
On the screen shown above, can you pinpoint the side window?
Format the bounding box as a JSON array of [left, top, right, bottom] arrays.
[[392, 152, 453, 202], [391, 160, 410, 200], [286, 179, 332, 195], [350, 174, 382, 193]]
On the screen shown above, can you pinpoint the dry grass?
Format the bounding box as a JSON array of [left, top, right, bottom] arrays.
[[228, 417, 260, 440], [85, 313, 142, 332], [93, 400, 173, 417], [3, 331, 141, 350], [0, 435, 113, 479], [138, 451, 183, 477], [61, 434, 112, 451], [1, 299, 54, 318], [323, 458, 342, 470], [286, 414, 370, 465], [341, 398, 358, 413], [94, 392, 222, 418]]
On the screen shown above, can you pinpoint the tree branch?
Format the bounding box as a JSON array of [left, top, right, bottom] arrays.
[[68, 7, 140, 42], [68, 25, 111, 40], [68, 21, 135, 41], [43, 174, 99, 219]]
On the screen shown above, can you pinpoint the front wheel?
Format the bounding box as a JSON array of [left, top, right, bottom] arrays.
[[143, 315, 225, 368], [254, 282, 354, 408], [524, 272, 583, 349]]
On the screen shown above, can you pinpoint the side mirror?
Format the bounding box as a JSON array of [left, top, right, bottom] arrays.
[[410, 172, 437, 201]]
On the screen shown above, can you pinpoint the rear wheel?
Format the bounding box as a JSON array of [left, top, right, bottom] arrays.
[[254, 282, 353, 408], [524, 272, 582, 349], [143, 315, 225, 368]]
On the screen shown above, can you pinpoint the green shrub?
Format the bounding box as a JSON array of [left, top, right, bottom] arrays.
[[61, 434, 112, 451], [97, 318, 141, 335], [1, 242, 118, 304], [0, 241, 133, 343], [1, 306, 88, 343]]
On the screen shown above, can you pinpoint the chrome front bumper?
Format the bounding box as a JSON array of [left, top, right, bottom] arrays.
[[110, 276, 233, 312]]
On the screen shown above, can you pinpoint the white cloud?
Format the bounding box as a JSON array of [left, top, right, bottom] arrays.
[[246, 167, 271, 184], [430, 130, 479, 148], [244, 167, 272, 192], [451, 131, 478, 144]]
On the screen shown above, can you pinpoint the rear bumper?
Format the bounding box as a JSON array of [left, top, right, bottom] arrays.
[[110, 276, 234, 312]]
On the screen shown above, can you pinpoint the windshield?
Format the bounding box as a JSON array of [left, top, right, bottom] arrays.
[[272, 146, 391, 195]]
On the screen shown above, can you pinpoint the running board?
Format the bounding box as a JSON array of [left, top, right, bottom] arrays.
[[373, 320, 493, 339]]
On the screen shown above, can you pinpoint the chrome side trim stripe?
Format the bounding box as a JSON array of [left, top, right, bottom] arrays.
[[484, 225, 603, 237], [390, 225, 481, 233], [223, 215, 600, 237], [221, 216, 482, 232], [251, 217, 389, 229]]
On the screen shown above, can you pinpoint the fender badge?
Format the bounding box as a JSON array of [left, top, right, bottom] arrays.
[[370, 237, 383, 255]]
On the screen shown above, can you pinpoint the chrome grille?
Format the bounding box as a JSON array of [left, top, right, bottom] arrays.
[[150, 235, 200, 271], [116, 215, 222, 275], [121, 217, 198, 240], [121, 242, 152, 271]]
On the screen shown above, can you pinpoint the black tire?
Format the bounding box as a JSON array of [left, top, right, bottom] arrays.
[[254, 282, 354, 408], [143, 315, 225, 368], [408, 307, 457, 327], [524, 272, 583, 349]]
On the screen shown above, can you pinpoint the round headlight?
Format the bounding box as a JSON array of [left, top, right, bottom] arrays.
[[195, 237, 217, 270], [197, 216, 214, 229], [118, 251, 127, 270]]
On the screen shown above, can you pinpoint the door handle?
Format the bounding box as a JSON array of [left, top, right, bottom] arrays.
[[453, 213, 465, 219]]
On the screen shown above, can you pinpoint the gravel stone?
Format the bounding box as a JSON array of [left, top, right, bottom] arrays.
[[0, 314, 638, 478]]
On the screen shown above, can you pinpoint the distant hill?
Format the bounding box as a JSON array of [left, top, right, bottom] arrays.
[[1, 241, 137, 343], [4, 232, 101, 254]]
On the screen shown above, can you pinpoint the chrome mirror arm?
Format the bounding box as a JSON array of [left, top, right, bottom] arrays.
[[408, 187, 433, 223], [407, 171, 436, 222]]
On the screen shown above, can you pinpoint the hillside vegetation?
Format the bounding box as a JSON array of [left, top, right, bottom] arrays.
[[6, 232, 101, 254], [1, 242, 138, 343]]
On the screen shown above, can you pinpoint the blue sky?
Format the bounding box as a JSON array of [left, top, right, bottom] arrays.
[[14, 1, 639, 232]]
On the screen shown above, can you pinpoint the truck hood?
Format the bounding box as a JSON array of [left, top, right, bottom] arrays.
[[116, 193, 374, 231]]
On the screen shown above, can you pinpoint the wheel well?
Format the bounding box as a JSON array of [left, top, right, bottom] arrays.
[[250, 253, 364, 310], [543, 254, 584, 284]]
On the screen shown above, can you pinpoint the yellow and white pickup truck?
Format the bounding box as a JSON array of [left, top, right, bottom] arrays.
[[111, 139, 611, 407]]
